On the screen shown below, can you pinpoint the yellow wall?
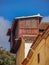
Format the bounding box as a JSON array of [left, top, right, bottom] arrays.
[[15, 34, 49, 65], [16, 38, 25, 65], [46, 36, 49, 65], [26, 36, 49, 65]]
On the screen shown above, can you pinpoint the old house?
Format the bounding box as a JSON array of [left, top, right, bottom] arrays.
[[7, 14, 49, 65], [22, 26, 49, 65]]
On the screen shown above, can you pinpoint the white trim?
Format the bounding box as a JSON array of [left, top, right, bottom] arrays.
[[15, 14, 43, 19], [22, 35, 37, 37]]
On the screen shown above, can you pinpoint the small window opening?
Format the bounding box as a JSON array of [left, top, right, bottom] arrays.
[[39, 29, 44, 32], [38, 53, 40, 63]]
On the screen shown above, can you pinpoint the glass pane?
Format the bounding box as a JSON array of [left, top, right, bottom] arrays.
[[26, 20, 32, 28], [19, 20, 26, 28], [31, 20, 38, 28]]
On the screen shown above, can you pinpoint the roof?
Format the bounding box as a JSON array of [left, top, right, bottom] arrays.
[[39, 22, 49, 29], [22, 26, 49, 65], [15, 14, 43, 19]]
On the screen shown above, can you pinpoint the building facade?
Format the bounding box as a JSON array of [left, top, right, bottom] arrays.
[[7, 14, 49, 65], [22, 26, 49, 65], [7, 14, 43, 53]]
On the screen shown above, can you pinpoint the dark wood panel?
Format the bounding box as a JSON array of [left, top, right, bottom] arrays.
[[18, 28, 38, 37], [18, 19, 38, 28]]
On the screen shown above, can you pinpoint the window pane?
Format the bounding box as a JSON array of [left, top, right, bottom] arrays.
[[26, 19, 32, 28], [19, 20, 26, 28], [26, 29, 31, 34], [31, 20, 38, 28]]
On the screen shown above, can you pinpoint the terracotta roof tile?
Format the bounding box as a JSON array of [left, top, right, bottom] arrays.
[[39, 22, 49, 29]]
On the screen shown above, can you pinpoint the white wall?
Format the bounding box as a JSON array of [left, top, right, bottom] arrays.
[[25, 43, 32, 58]]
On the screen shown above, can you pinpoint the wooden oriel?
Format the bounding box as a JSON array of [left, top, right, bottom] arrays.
[[7, 14, 44, 53]]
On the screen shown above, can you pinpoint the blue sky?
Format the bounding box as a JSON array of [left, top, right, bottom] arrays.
[[0, 0, 49, 50], [0, 0, 49, 21]]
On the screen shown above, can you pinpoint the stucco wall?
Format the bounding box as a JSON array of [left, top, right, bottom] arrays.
[[26, 36, 49, 65], [16, 38, 25, 65], [15, 27, 49, 65], [46, 36, 49, 65]]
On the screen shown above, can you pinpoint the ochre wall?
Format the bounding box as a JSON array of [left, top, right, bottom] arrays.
[[26, 36, 49, 65], [16, 38, 25, 65], [46, 36, 49, 65]]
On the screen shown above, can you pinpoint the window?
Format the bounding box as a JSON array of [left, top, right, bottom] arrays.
[[26, 19, 32, 28], [31, 20, 38, 28], [31, 29, 38, 35], [39, 29, 44, 32], [38, 53, 40, 63], [26, 29, 31, 34], [19, 20, 26, 28]]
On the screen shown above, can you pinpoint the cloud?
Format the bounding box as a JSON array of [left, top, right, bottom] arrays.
[[42, 16, 49, 22], [0, 17, 11, 50]]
